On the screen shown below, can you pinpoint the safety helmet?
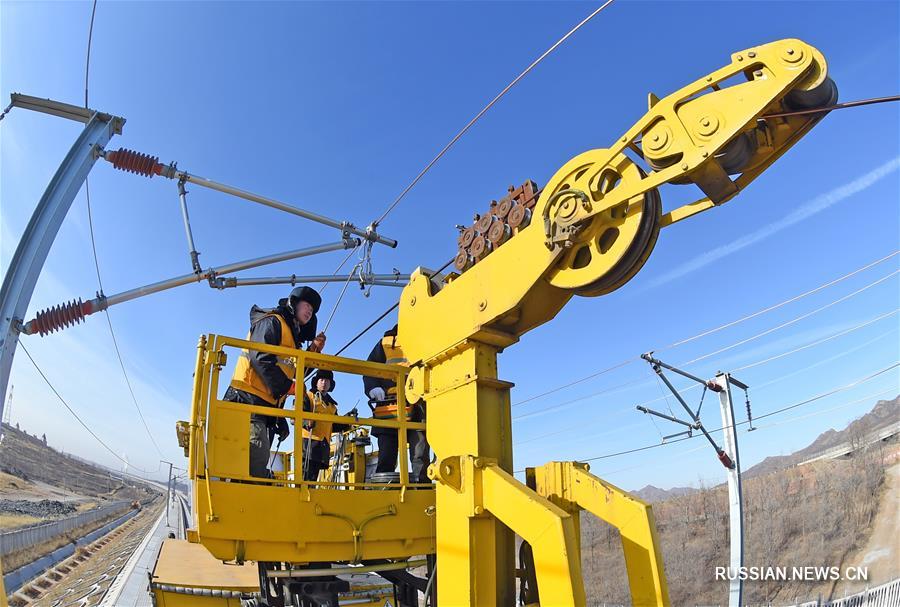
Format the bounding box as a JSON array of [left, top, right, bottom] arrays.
[[312, 369, 336, 391], [289, 286, 322, 315]]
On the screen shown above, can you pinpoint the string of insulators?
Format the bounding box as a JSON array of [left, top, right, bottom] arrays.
[[454, 180, 541, 273], [105, 148, 166, 178], [27, 298, 99, 336]]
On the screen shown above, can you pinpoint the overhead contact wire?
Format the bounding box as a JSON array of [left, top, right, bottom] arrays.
[[371, 0, 616, 227], [580, 362, 899, 462], [515, 306, 898, 442], [20, 342, 152, 474], [512, 251, 898, 407], [81, 0, 163, 458], [515, 268, 898, 417]]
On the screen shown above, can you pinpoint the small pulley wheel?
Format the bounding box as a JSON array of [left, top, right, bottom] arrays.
[[507, 204, 531, 229], [497, 198, 514, 219], [454, 249, 473, 272], [475, 214, 494, 234], [487, 221, 512, 246], [785, 76, 838, 111], [716, 131, 759, 175], [460, 227, 476, 248], [470, 234, 491, 260]]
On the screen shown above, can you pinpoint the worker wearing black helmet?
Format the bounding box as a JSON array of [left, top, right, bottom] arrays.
[[225, 286, 326, 479], [301, 369, 351, 483]]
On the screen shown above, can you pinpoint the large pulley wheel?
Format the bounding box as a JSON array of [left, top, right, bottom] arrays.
[[545, 150, 661, 297]]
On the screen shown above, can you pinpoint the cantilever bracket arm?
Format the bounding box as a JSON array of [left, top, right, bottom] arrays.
[[528, 462, 671, 607], [20, 239, 357, 336], [210, 270, 408, 290]]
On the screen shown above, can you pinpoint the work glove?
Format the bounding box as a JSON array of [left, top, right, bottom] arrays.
[[308, 332, 327, 353], [368, 387, 386, 402], [275, 417, 290, 442]]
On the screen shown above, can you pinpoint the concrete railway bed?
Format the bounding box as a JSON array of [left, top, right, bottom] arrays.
[[9, 503, 164, 606]]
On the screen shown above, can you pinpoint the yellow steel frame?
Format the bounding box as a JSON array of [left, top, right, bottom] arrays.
[[186, 334, 435, 565], [172, 38, 832, 605], [396, 39, 832, 605], [529, 462, 669, 606]]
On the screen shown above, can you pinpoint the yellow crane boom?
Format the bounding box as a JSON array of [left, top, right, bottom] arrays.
[[178, 38, 835, 607]]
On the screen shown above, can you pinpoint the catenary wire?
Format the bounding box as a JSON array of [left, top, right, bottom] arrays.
[[80, 1, 163, 458], [626, 310, 899, 413], [594, 386, 894, 479], [513, 366, 899, 474], [515, 305, 898, 443], [20, 341, 153, 474], [318, 245, 360, 294], [761, 94, 900, 119], [322, 262, 363, 334], [371, 0, 616, 228], [679, 269, 898, 367], [581, 362, 899, 462], [514, 269, 898, 419], [512, 252, 898, 408], [752, 388, 897, 432]]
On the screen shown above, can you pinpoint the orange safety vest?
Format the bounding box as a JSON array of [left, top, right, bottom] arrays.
[[372, 333, 413, 421], [302, 391, 338, 441], [230, 312, 297, 405]]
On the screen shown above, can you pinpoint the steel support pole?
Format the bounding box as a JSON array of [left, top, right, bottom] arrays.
[[0, 111, 121, 423], [176, 180, 202, 273], [715, 373, 744, 607]]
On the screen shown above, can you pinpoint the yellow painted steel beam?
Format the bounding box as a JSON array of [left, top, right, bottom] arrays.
[[422, 338, 517, 605], [530, 462, 670, 606], [482, 464, 586, 607]]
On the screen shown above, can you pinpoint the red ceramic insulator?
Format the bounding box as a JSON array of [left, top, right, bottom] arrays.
[[106, 148, 161, 178], [717, 450, 734, 469], [30, 299, 94, 336]]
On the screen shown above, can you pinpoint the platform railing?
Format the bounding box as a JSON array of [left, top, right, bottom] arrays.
[[188, 334, 430, 492]]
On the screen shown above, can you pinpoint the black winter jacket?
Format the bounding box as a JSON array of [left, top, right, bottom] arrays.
[[246, 301, 318, 403]]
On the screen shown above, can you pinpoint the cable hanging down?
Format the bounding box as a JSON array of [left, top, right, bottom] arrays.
[[20, 342, 154, 475], [81, 0, 163, 458]]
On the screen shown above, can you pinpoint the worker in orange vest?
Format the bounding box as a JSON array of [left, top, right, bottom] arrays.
[[362, 324, 430, 484], [301, 369, 351, 482], [224, 286, 325, 479]]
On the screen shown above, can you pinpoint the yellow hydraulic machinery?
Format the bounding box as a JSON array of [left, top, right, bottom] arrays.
[[397, 38, 836, 606], [174, 38, 836, 606]]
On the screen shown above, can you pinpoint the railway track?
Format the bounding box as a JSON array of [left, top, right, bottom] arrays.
[[7, 501, 164, 606]]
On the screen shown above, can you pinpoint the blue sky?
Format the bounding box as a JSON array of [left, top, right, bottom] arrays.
[[1, 1, 898, 488]]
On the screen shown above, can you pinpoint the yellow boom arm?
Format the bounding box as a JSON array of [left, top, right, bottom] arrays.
[[398, 38, 835, 606]]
